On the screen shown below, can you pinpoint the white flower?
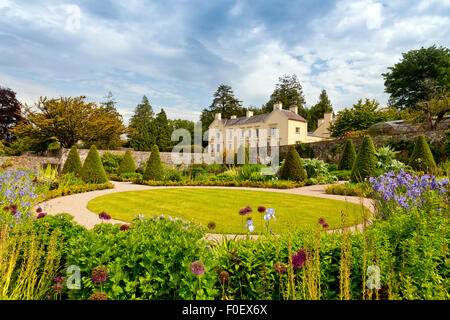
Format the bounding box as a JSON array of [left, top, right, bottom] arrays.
[[248, 225, 255, 232]]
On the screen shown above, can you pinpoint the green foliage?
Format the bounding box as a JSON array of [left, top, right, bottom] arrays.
[[329, 169, 352, 181], [329, 99, 394, 137], [142, 145, 164, 181], [382, 45, 450, 111], [375, 146, 408, 172], [308, 89, 333, 131], [302, 158, 337, 184], [446, 129, 450, 157], [339, 139, 357, 170], [127, 96, 156, 151], [65, 217, 216, 300], [280, 145, 307, 182], [154, 109, 172, 150], [351, 135, 377, 182], [294, 142, 314, 159], [409, 135, 437, 172], [101, 153, 123, 174], [164, 167, 182, 182], [117, 150, 136, 175], [62, 146, 82, 175], [80, 145, 108, 183]]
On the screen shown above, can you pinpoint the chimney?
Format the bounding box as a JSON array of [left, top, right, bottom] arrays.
[[289, 106, 298, 114], [215, 113, 222, 120], [230, 115, 237, 119], [323, 112, 333, 124], [273, 102, 282, 110], [318, 119, 324, 127], [246, 110, 254, 118]]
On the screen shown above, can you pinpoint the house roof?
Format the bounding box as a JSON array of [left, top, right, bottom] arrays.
[[217, 109, 307, 127]]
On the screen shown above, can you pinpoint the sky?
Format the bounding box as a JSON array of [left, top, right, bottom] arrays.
[[0, 0, 449, 124]]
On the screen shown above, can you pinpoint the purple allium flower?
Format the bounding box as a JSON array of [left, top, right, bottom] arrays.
[[207, 221, 216, 230], [274, 262, 286, 274], [3, 205, 10, 212], [36, 207, 43, 213], [244, 206, 253, 214], [318, 217, 325, 224], [37, 212, 47, 219], [91, 266, 108, 283], [218, 271, 230, 283], [88, 292, 108, 300], [257, 206, 266, 213], [98, 211, 107, 219], [322, 222, 329, 229], [103, 214, 111, 221], [120, 224, 130, 231], [32, 177, 38, 183], [51, 282, 63, 294], [238, 208, 246, 216], [190, 260, 206, 275], [291, 249, 310, 269]]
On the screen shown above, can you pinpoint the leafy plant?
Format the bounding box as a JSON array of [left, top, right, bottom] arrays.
[[339, 139, 357, 170], [62, 146, 82, 175], [117, 150, 136, 175], [409, 134, 437, 173], [80, 145, 108, 183], [142, 145, 164, 181], [280, 146, 307, 182], [351, 135, 376, 183]]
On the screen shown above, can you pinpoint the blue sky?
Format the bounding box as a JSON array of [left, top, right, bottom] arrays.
[[1, 0, 449, 123]]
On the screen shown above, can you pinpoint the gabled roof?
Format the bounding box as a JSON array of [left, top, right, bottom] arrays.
[[214, 108, 307, 127]]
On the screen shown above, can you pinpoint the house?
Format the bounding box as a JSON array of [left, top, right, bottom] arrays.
[[207, 102, 331, 156], [312, 112, 335, 138]]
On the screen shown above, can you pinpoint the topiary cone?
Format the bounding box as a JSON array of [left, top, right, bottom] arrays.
[[339, 139, 357, 170], [351, 135, 376, 183], [80, 145, 108, 183], [118, 149, 137, 175], [280, 145, 307, 182], [409, 134, 436, 173], [143, 144, 164, 181], [62, 145, 82, 174]]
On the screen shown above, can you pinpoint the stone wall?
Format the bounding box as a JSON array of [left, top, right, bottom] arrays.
[[0, 155, 60, 171]]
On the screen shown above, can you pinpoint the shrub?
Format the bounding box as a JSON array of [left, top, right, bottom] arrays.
[[409, 134, 437, 173], [62, 145, 82, 175], [351, 135, 376, 183], [164, 167, 182, 182], [117, 150, 136, 175], [120, 172, 142, 180], [80, 145, 108, 183], [329, 170, 351, 181], [142, 145, 164, 181], [101, 153, 123, 174], [339, 139, 356, 170], [279, 145, 307, 182]]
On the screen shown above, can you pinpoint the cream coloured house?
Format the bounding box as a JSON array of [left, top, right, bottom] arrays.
[[207, 102, 331, 156]]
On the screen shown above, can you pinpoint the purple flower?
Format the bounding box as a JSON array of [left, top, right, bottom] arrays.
[[322, 222, 329, 229], [274, 262, 286, 274], [291, 249, 310, 269], [190, 260, 206, 275], [37, 212, 47, 219], [318, 217, 325, 224], [36, 207, 43, 213], [238, 208, 246, 216], [91, 266, 108, 283], [244, 206, 253, 214], [257, 206, 266, 213], [120, 224, 130, 231], [88, 292, 107, 300], [218, 271, 230, 282]]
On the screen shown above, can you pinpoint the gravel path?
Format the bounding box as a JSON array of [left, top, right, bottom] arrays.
[[36, 181, 374, 240]]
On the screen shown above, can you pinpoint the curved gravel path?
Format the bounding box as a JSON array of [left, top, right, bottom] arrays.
[[36, 181, 374, 239]]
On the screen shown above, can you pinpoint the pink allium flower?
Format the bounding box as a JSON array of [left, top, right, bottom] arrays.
[[190, 260, 206, 275], [91, 266, 108, 283], [120, 224, 130, 231], [88, 292, 107, 300], [274, 262, 286, 274]]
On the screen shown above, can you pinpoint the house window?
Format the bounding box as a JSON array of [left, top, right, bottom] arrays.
[[270, 128, 277, 137], [216, 132, 221, 139], [256, 128, 259, 137], [210, 144, 214, 153], [296, 127, 300, 134], [277, 141, 280, 146], [248, 129, 251, 138], [217, 144, 220, 152], [228, 131, 232, 139], [241, 130, 244, 138], [229, 143, 232, 149]]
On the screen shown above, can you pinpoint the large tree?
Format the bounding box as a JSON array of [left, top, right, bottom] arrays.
[[263, 74, 308, 118], [12, 96, 126, 151], [308, 89, 333, 131], [127, 95, 156, 151], [328, 99, 392, 137], [200, 84, 245, 133], [154, 108, 172, 151], [382, 45, 450, 111], [0, 86, 22, 142]]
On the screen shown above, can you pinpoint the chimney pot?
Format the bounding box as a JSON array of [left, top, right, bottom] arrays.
[[230, 115, 237, 119], [289, 106, 298, 114], [215, 113, 222, 120], [273, 102, 282, 110], [246, 110, 254, 118]]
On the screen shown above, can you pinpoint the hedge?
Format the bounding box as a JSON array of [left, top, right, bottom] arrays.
[[142, 145, 164, 181], [62, 145, 82, 175], [409, 134, 437, 172], [80, 145, 108, 183], [339, 139, 356, 170], [117, 150, 136, 175], [280, 145, 307, 182], [351, 135, 376, 183]]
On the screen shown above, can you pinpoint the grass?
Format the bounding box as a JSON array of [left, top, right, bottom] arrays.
[[87, 188, 369, 234]]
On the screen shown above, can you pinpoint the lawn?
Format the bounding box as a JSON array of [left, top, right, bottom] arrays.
[[87, 188, 369, 234]]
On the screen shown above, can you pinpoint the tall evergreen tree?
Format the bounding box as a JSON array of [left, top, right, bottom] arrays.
[[154, 108, 172, 151], [0, 86, 22, 142], [200, 84, 245, 133], [263, 74, 307, 118], [308, 89, 333, 131], [128, 96, 156, 151]]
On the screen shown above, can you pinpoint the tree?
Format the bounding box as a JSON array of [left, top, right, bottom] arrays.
[[309, 89, 333, 131], [351, 135, 376, 183], [263, 74, 308, 118], [280, 145, 307, 182], [127, 95, 156, 151], [339, 139, 357, 170], [200, 84, 245, 133], [143, 144, 164, 181], [154, 109, 172, 151], [403, 82, 449, 130], [169, 119, 195, 139], [409, 135, 437, 172], [329, 99, 392, 137], [80, 145, 108, 183], [382, 45, 450, 111], [11, 96, 127, 151], [118, 149, 136, 175], [0, 86, 22, 142], [62, 145, 82, 174]]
